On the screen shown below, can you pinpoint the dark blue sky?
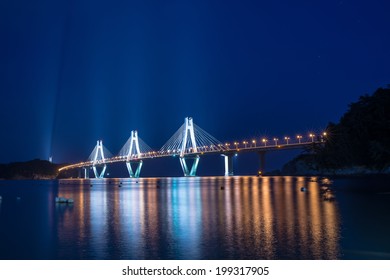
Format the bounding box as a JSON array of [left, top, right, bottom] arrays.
[[1, 0, 389, 172]]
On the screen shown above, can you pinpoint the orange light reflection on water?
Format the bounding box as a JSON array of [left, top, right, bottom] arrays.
[[57, 176, 340, 259]]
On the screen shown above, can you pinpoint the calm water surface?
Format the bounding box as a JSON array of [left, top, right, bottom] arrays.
[[0, 176, 389, 260]]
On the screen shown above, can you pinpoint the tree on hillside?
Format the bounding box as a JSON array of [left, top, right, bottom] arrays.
[[318, 87, 390, 169]]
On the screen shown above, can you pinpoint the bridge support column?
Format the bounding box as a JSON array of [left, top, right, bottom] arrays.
[[126, 160, 143, 178], [179, 156, 199, 177], [222, 154, 234, 176], [258, 151, 266, 176], [93, 165, 106, 179], [82, 167, 90, 179]]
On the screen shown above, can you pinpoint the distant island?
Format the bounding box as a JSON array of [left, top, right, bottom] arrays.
[[282, 86, 390, 176], [0, 159, 63, 180]]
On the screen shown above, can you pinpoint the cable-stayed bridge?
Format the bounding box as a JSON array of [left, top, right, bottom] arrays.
[[59, 117, 326, 178]]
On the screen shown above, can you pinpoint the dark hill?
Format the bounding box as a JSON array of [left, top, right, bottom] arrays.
[[282, 87, 390, 175], [0, 159, 64, 179]]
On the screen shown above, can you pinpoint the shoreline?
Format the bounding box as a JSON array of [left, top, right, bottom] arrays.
[[1, 173, 390, 181]]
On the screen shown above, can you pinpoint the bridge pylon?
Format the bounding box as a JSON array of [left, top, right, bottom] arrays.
[[179, 117, 199, 176], [160, 117, 225, 177], [92, 140, 107, 178], [125, 130, 143, 178], [180, 117, 198, 156]]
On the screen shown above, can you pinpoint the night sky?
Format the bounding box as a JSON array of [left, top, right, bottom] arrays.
[[1, 0, 389, 173]]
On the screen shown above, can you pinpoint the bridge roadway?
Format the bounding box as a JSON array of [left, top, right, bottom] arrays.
[[59, 140, 320, 175]]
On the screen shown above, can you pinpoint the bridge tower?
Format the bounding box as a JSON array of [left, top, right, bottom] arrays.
[[179, 117, 199, 176], [119, 130, 153, 178], [125, 130, 143, 178], [160, 117, 225, 177], [92, 140, 107, 178]]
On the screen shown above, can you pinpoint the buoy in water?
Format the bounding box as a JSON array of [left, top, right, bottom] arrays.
[[300, 187, 308, 192], [323, 192, 335, 201], [55, 197, 74, 204], [220, 186, 225, 190]]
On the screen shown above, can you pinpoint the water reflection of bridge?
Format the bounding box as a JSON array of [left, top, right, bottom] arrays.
[[56, 176, 340, 259]]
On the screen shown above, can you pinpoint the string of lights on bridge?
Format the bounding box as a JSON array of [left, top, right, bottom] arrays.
[[62, 133, 327, 164]]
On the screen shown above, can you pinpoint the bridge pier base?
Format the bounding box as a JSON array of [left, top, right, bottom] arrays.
[[126, 160, 143, 178], [222, 154, 234, 176], [258, 151, 266, 176], [93, 165, 106, 179], [180, 156, 199, 176]]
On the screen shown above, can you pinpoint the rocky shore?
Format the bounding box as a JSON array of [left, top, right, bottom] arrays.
[[282, 154, 390, 176]]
